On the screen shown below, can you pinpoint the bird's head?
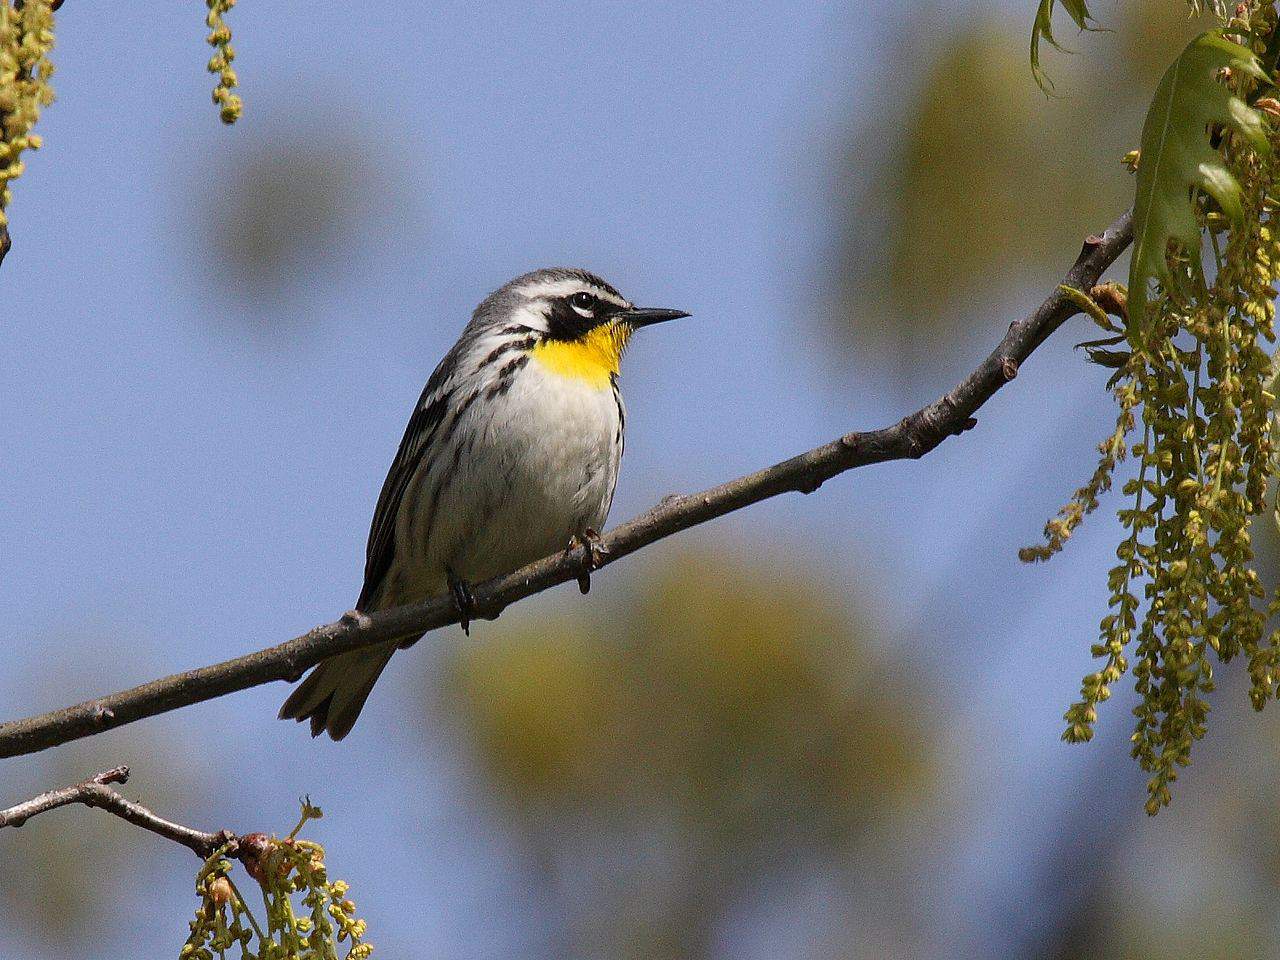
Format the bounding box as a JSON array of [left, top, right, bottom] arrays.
[[478, 268, 688, 388]]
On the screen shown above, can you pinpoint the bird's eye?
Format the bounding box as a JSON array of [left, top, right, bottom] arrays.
[[570, 291, 596, 313]]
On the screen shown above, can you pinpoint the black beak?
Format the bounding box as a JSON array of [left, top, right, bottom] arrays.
[[622, 306, 690, 329]]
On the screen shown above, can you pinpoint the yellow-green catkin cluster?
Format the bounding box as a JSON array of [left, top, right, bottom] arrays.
[[1025, 8, 1280, 815], [205, 0, 242, 124], [0, 0, 54, 228], [181, 802, 373, 960]]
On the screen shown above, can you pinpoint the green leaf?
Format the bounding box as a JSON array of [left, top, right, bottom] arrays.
[[1129, 30, 1271, 329], [1031, 0, 1098, 92]]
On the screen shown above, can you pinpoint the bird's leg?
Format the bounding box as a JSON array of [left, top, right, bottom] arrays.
[[447, 570, 476, 636], [567, 528, 609, 595]]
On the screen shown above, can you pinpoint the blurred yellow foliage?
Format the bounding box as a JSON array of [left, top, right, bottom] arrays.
[[448, 549, 934, 841], [456, 628, 612, 798], [444, 549, 938, 955]]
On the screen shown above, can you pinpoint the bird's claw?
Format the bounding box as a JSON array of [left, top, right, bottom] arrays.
[[568, 529, 609, 595], [448, 574, 476, 635]]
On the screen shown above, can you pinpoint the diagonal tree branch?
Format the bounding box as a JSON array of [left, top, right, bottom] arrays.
[[0, 209, 1134, 760], [0, 765, 234, 857]]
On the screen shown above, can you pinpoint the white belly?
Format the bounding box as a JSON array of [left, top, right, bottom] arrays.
[[384, 361, 622, 605]]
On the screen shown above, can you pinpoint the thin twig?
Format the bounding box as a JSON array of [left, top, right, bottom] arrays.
[[0, 765, 233, 857], [0, 765, 129, 826], [0, 209, 1135, 759]]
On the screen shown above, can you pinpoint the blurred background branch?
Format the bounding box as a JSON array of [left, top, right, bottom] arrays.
[[0, 208, 1133, 762]]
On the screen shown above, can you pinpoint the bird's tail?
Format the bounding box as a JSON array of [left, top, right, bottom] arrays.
[[278, 641, 398, 741]]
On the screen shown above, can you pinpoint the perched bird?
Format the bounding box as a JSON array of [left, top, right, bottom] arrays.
[[279, 268, 688, 740]]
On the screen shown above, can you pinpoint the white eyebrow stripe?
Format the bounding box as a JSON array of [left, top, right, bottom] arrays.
[[515, 278, 631, 308], [594, 289, 630, 309]]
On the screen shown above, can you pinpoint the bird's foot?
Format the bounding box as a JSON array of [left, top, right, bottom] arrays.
[[568, 529, 609, 595], [448, 573, 476, 635]]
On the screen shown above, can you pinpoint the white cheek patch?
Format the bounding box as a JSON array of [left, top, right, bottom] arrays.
[[507, 301, 552, 333]]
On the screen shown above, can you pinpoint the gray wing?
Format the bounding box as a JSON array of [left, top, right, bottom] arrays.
[[356, 358, 459, 611]]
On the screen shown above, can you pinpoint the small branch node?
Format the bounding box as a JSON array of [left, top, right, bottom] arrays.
[[97, 765, 130, 786], [797, 477, 823, 494], [339, 609, 373, 630], [1000, 357, 1020, 381], [1088, 281, 1129, 323]]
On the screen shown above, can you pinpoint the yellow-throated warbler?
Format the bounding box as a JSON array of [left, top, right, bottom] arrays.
[[280, 268, 688, 739]]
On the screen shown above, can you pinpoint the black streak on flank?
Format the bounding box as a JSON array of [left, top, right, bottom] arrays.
[[479, 336, 537, 374], [487, 354, 530, 400], [438, 389, 483, 451], [611, 379, 625, 457], [357, 388, 452, 610], [419, 389, 483, 553]]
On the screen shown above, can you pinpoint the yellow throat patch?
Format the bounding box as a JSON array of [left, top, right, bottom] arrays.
[[530, 322, 631, 388]]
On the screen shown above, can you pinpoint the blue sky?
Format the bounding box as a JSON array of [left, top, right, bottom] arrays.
[[0, 2, 1231, 957]]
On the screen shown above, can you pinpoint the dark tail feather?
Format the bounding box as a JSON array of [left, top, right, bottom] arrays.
[[278, 642, 397, 741]]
